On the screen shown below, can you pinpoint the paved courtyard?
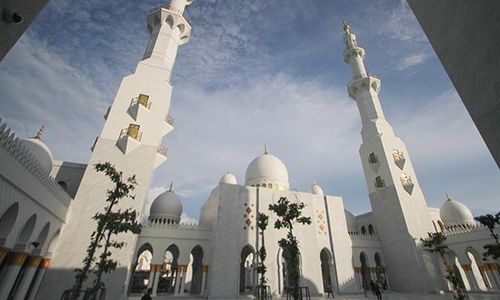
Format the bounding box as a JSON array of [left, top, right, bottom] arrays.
[[129, 291, 500, 300]]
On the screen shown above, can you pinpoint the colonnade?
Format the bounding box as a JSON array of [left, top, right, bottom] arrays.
[[0, 248, 51, 300]]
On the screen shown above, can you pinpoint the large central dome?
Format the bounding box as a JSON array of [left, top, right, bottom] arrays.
[[245, 150, 289, 190]]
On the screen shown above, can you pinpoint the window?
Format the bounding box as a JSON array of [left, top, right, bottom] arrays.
[[57, 181, 67, 191], [361, 226, 366, 234], [368, 152, 379, 164], [127, 124, 141, 140], [374, 176, 385, 188], [137, 94, 150, 108], [368, 224, 375, 235]]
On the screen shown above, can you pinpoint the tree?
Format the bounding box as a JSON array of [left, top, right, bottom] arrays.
[[475, 212, 500, 273], [69, 162, 141, 299], [269, 196, 311, 300], [256, 212, 269, 299], [420, 232, 466, 300]]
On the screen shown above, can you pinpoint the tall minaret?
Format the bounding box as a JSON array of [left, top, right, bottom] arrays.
[[343, 22, 439, 292], [38, 1, 194, 299]]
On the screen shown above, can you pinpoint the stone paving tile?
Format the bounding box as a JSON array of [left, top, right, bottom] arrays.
[[130, 292, 500, 300]]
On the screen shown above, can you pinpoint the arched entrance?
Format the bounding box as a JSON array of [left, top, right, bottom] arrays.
[[188, 245, 203, 294], [320, 248, 335, 293], [278, 247, 302, 295], [129, 243, 153, 294], [239, 245, 255, 295], [360, 252, 370, 292], [374, 253, 387, 289], [157, 244, 179, 294], [466, 248, 489, 290]]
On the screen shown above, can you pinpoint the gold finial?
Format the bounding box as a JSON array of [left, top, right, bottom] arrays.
[[343, 20, 350, 34], [169, 182, 174, 191], [33, 125, 45, 139], [264, 144, 268, 154]]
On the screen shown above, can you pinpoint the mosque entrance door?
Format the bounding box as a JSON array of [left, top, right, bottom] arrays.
[[239, 245, 255, 295]]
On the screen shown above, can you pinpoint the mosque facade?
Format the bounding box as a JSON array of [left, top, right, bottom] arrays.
[[0, 0, 499, 299]]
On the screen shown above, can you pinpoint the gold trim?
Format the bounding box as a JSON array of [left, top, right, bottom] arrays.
[[202, 265, 209, 272], [41, 258, 51, 269], [10, 252, 27, 266], [28, 256, 42, 268]]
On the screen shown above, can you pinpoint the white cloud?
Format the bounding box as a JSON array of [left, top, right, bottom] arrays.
[[398, 51, 432, 70], [180, 213, 199, 225]]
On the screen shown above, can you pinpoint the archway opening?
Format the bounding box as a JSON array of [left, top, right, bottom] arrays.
[[360, 252, 371, 292], [278, 247, 302, 295], [374, 252, 387, 290], [188, 245, 203, 294], [157, 244, 179, 294], [129, 244, 153, 294], [239, 245, 255, 295], [0, 203, 19, 244], [16, 214, 37, 250], [320, 248, 334, 293]]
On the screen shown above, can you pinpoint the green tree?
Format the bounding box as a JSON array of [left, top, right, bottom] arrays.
[[70, 162, 141, 299], [256, 212, 269, 299], [420, 232, 466, 300], [475, 212, 500, 273], [269, 197, 311, 300]]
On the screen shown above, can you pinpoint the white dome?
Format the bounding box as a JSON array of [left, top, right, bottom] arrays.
[[310, 183, 324, 195], [245, 151, 289, 189], [149, 190, 182, 223], [20, 137, 53, 175], [344, 210, 358, 233], [440, 195, 475, 227], [220, 171, 237, 184]]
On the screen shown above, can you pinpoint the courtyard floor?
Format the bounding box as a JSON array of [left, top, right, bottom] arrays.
[[129, 291, 500, 300]]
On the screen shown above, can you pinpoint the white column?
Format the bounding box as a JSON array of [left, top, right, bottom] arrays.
[[200, 265, 208, 296], [178, 265, 187, 295], [174, 266, 182, 295], [26, 258, 50, 300], [485, 264, 500, 290], [151, 265, 161, 296], [461, 265, 477, 291], [0, 252, 27, 299], [13, 256, 42, 300]]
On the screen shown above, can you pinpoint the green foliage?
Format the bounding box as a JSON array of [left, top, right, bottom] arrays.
[[475, 212, 500, 272], [70, 162, 142, 299], [257, 212, 269, 293], [269, 197, 311, 300], [420, 232, 466, 300]]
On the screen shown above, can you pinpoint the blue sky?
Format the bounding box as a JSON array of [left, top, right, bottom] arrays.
[[1, 0, 498, 222]]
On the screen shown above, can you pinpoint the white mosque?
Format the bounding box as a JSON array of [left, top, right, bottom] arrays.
[[0, 0, 499, 299]]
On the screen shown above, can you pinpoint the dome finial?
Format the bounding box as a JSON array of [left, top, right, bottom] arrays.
[[169, 182, 174, 191], [264, 144, 268, 154], [33, 125, 45, 140], [343, 20, 350, 34], [445, 192, 452, 201]]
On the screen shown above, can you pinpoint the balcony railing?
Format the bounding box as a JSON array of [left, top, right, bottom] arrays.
[[154, 5, 190, 23], [130, 94, 151, 109], [347, 73, 379, 87], [164, 115, 174, 126], [156, 145, 168, 156], [120, 126, 142, 141]]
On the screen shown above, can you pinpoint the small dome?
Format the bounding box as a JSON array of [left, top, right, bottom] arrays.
[[149, 189, 182, 224], [20, 137, 53, 175], [220, 171, 237, 184], [344, 210, 358, 233], [245, 149, 289, 190], [440, 194, 475, 227], [310, 182, 324, 195]]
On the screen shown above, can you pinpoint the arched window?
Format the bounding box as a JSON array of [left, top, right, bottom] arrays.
[[368, 224, 375, 235], [240, 245, 255, 295], [360, 226, 366, 235], [268, 183, 273, 188], [261, 183, 267, 188], [57, 181, 67, 191]]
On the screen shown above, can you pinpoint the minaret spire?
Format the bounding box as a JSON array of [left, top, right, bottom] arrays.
[[341, 23, 435, 293], [33, 125, 45, 139], [343, 22, 392, 141]]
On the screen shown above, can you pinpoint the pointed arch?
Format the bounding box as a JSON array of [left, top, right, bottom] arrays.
[[32, 222, 50, 255], [46, 229, 60, 257], [177, 23, 185, 34], [129, 243, 154, 294], [15, 214, 37, 250], [320, 248, 335, 293], [466, 247, 490, 290], [189, 245, 204, 294], [239, 245, 255, 295], [0, 202, 19, 244], [166, 15, 174, 28], [360, 252, 371, 291]]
